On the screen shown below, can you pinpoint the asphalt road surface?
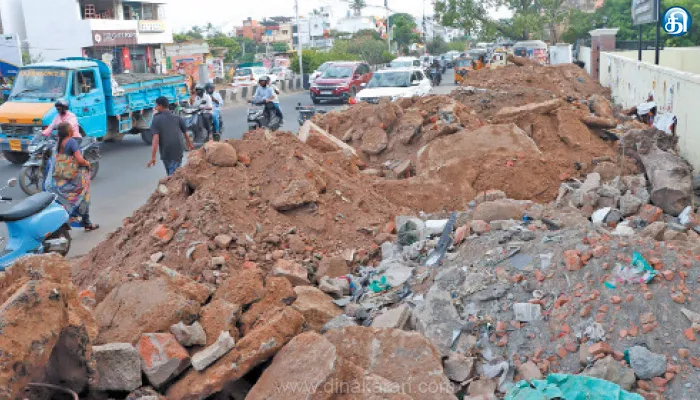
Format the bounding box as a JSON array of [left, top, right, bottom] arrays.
[[0, 70, 457, 257]]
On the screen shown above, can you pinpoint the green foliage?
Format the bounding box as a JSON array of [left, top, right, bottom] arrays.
[[446, 41, 468, 51], [354, 29, 381, 40], [334, 36, 394, 65], [349, 0, 367, 17], [272, 42, 290, 52], [289, 50, 358, 74], [207, 33, 241, 63], [389, 13, 420, 52], [426, 36, 448, 55]]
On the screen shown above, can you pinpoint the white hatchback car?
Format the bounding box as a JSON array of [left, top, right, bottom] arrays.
[[355, 68, 431, 103], [231, 67, 278, 87]]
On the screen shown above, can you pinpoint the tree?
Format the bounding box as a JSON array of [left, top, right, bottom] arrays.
[[389, 13, 420, 52], [272, 42, 289, 52], [207, 32, 241, 62], [348, 0, 366, 17], [354, 29, 380, 40], [333, 36, 393, 64], [426, 36, 448, 55], [540, 0, 567, 43]]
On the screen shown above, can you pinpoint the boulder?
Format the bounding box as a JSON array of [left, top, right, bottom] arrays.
[[199, 299, 240, 345], [137, 333, 190, 389], [292, 286, 342, 332], [473, 200, 525, 222], [271, 259, 310, 286], [413, 288, 463, 356], [494, 99, 563, 120], [591, 94, 614, 120], [166, 307, 305, 400], [619, 191, 643, 217], [95, 278, 202, 344], [213, 268, 265, 306], [580, 173, 602, 194], [238, 276, 296, 336], [394, 111, 425, 144], [271, 179, 321, 211], [320, 314, 357, 333], [361, 126, 389, 155], [593, 161, 619, 182], [371, 304, 411, 329], [318, 276, 349, 298], [638, 145, 693, 216], [444, 353, 476, 382], [0, 255, 97, 398], [628, 346, 667, 379], [203, 141, 238, 167], [92, 343, 142, 392], [248, 328, 456, 400], [315, 256, 350, 281]]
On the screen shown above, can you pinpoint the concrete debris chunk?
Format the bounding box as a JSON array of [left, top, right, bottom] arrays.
[[583, 355, 636, 391], [514, 303, 542, 322], [170, 321, 207, 347], [443, 352, 476, 382], [320, 314, 357, 333], [371, 304, 411, 329], [628, 345, 667, 379], [191, 331, 236, 371], [137, 333, 190, 389], [92, 343, 142, 392]]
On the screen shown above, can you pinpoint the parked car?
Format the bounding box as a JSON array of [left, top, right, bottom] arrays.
[[270, 66, 292, 81], [309, 62, 372, 104], [232, 67, 277, 87], [389, 57, 422, 69], [355, 68, 431, 104]]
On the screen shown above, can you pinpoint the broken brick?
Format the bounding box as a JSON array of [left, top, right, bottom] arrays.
[[563, 250, 582, 271]]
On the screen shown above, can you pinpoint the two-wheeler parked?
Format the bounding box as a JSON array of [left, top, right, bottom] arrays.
[[19, 135, 100, 196], [296, 103, 328, 126], [0, 178, 72, 270], [247, 101, 281, 131]]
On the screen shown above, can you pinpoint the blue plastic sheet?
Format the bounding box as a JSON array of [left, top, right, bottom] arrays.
[[505, 374, 644, 400]]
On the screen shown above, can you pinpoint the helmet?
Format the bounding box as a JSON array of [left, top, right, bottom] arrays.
[[195, 84, 204, 91], [55, 99, 69, 109], [258, 76, 270, 83], [205, 82, 215, 91]]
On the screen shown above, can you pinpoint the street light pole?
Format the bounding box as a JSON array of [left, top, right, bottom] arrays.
[[295, 0, 304, 79]]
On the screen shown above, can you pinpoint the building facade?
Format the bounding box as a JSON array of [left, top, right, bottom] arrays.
[[236, 18, 264, 42], [262, 23, 293, 50], [0, 0, 173, 73]]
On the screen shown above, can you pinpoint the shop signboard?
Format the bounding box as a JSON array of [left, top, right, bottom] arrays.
[[632, 0, 658, 26], [138, 20, 166, 33], [92, 30, 137, 47]]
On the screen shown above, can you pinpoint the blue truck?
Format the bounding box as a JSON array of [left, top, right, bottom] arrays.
[[0, 57, 189, 164]]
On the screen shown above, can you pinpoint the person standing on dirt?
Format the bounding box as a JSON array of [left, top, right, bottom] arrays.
[[147, 96, 194, 176]]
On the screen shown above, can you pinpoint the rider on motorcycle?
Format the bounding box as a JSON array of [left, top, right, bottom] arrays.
[[192, 84, 214, 136], [429, 60, 442, 84], [249, 76, 279, 123], [205, 82, 224, 134]]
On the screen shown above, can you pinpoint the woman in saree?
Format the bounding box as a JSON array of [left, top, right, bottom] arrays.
[[45, 122, 99, 231]]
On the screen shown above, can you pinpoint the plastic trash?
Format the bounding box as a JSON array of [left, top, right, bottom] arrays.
[[505, 373, 644, 400], [604, 252, 657, 289], [369, 276, 391, 293], [539, 253, 553, 270], [679, 205, 693, 226], [591, 207, 612, 224]]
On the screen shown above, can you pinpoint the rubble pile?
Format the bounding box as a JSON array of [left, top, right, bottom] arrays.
[[77, 133, 403, 298]]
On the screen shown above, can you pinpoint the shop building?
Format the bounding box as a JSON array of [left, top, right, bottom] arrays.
[[0, 0, 173, 72]]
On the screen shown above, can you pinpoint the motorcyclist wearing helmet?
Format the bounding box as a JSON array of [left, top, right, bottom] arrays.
[[191, 84, 214, 136], [205, 82, 224, 134], [250, 76, 279, 124], [42, 99, 81, 138]]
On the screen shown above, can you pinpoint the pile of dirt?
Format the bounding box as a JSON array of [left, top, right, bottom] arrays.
[[76, 133, 402, 296], [459, 62, 609, 100]]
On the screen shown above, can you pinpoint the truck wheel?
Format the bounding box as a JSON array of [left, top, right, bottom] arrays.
[[141, 129, 154, 145], [19, 165, 43, 196], [3, 151, 29, 165]]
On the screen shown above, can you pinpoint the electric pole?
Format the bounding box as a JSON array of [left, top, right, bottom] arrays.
[[295, 0, 304, 79], [385, 0, 391, 53]]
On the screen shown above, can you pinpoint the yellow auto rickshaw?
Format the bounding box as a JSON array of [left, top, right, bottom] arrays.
[[453, 56, 473, 85]]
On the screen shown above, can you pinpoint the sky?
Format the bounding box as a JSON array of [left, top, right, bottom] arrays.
[[166, 0, 510, 33]]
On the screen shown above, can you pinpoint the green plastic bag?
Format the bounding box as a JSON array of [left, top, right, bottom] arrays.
[[505, 374, 644, 400], [369, 276, 391, 293]]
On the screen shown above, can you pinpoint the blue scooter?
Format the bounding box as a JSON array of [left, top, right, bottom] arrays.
[[0, 178, 71, 271]]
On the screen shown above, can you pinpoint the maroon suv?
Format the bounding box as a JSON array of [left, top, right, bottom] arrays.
[[310, 61, 372, 104]]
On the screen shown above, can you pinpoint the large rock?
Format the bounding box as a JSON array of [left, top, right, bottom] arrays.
[[394, 111, 425, 145], [473, 200, 525, 222], [191, 331, 235, 371], [591, 94, 614, 120], [638, 145, 693, 216], [92, 343, 142, 392], [291, 286, 342, 332], [271, 259, 310, 286], [417, 124, 541, 174], [581, 115, 617, 129], [413, 288, 463, 356], [443, 353, 476, 383], [248, 328, 456, 400], [271, 179, 321, 211], [315, 256, 351, 281], [239, 276, 295, 335], [199, 299, 241, 345], [213, 269, 265, 306], [628, 346, 667, 379], [298, 120, 358, 157], [166, 307, 304, 400], [494, 99, 562, 119], [583, 355, 635, 391], [371, 304, 411, 329], [0, 255, 97, 398], [619, 191, 643, 217], [203, 141, 238, 167], [137, 333, 190, 389], [361, 127, 389, 155], [94, 278, 202, 344]]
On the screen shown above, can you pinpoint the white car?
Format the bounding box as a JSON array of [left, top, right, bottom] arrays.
[[389, 57, 422, 69], [355, 68, 431, 104], [270, 66, 292, 81], [231, 67, 278, 87], [310, 61, 335, 82]]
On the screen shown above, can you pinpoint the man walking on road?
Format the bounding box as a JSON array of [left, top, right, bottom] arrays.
[[147, 96, 194, 176]]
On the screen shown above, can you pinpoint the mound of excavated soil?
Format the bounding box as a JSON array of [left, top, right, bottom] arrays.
[[76, 131, 402, 293]]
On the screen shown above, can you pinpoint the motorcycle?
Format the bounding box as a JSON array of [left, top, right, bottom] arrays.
[[296, 103, 327, 126], [180, 107, 212, 147], [0, 178, 72, 270], [429, 69, 442, 87], [247, 101, 281, 131], [19, 135, 100, 196]]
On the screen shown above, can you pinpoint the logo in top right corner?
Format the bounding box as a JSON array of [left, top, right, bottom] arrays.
[[663, 7, 692, 36]]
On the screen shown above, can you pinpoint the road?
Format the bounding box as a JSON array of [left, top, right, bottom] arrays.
[[0, 70, 457, 257]]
